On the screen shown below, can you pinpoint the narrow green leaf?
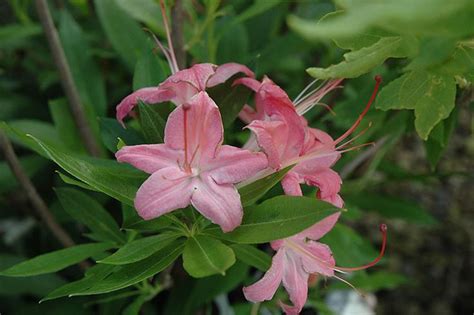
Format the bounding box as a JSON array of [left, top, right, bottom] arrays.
[[0, 243, 114, 277], [72, 242, 184, 295], [207, 196, 340, 244], [99, 233, 179, 265], [238, 165, 293, 206], [29, 135, 146, 206], [57, 171, 98, 192], [138, 101, 166, 143], [230, 244, 271, 271], [116, 0, 164, 35], [56, 188, 125, 244], [183, 236, 235, 278], [41, 264, 116, 302], [235, 0, 283, 23]]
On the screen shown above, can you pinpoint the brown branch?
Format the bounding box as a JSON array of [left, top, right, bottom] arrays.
[[171, 0, 186, 68], [0, 131, 89, 270], [34, 0, 101, 157]]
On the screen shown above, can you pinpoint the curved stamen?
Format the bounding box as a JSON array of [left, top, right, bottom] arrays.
[[159, 0, 179, 73], [182, 104, 191, 173], [335, 224, 387, 272], [294, 79, 320, 104], [143, 28, 176, 73], [334, 75, 382, 145]]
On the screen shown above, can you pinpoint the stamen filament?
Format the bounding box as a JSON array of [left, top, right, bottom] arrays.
[[159, 0, 179, 73], [334, 76, 382, 145], [335, 224, 387, 272]]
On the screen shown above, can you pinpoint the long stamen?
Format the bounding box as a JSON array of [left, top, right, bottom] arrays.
[[335, 122, 373, 150], [334, 75, 382, 145], [182, 104, 191, 172], [333, 274, 365, 297], [143, 28, 176, 73], [335, 224, 387, 272], [159, 0, 179, 73], [294, 79, 320, 104]]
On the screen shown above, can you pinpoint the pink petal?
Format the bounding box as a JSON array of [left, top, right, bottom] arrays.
[[164, 92, 223, 163], [243, 249, 285, 302], [190, 175, 243, 232], [159, 81, 199, 105], [299, 240, 335, 277], [207, 63, 254, 88], [281, 172, 303, 196], [247, 120, 287, 169], [116, 87, 175, 125], [116, 144, 182, 174], [280, 302, 302, 315], [297, 212, 341, 241], [238, 104, 259, 124], [164, 63, 216, 90], [318, 192, 344, 208], [135, 167, 193, 220], [281, 251, 309, 313], [305, 169, 342, 200], [233, 77, 261, 92], [205, 145, 268, 184]]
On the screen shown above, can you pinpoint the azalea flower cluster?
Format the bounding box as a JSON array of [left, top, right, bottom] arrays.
[[114, 3, 386, 313]]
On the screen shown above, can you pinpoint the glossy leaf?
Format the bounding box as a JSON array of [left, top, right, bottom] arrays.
[[99, 117, 144, 153], [55, 188, 125, 244], [183, 236, 236, 278], [238, 165, 293, 206], [0, 243, 114, 277], [30, 136, 146, 206], [207, 196, 340, 244], [72, 242, 184, 295], [99, 233, 179, 265], [133, 51, 168, 90], [230, 244, 271, 271]]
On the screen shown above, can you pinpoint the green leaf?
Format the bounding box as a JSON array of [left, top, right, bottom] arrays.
[[99, 233, 179, 265], [41, 264, 116, 302], [72, 242, 184, 295], [30, 135, 146, 206], [116, 0, 164, 35], [424, 107, 458, 169], [123, 295, 149, 315], [48, 99, 86, 153], [55, 188, 125, 244], [0, 254, 66, 297], [229, 244, 271, 271], [59, 10, 107, 117], [345, 194, 438, 225], [216, 19, 249, 64], [238, 165, 293, 206], [183, 236, 236, 278], [94, 0, 152, 71], [138, 101, 166, 143], [133, 51, 168, 90], [0, 243, 114, 277], [99, 117, 144, 153], [376, 70, 456, 139], [207, 196, 340, 244], [57, 171, 99, 192], [0, 23, 41, 49], [306, 36, 414, 79]]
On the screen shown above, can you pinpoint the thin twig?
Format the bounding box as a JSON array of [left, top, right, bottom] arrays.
[[34, 0, 101, 157], [0, 131, 89, 270], [171, 0, 186, 68]]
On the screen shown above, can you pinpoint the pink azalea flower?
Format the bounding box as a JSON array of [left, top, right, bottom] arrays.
[[237, 76, 382, 207], [115, 91, 268, 232], [116, 62, 254, 125], [243, 212, 388, 314]]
